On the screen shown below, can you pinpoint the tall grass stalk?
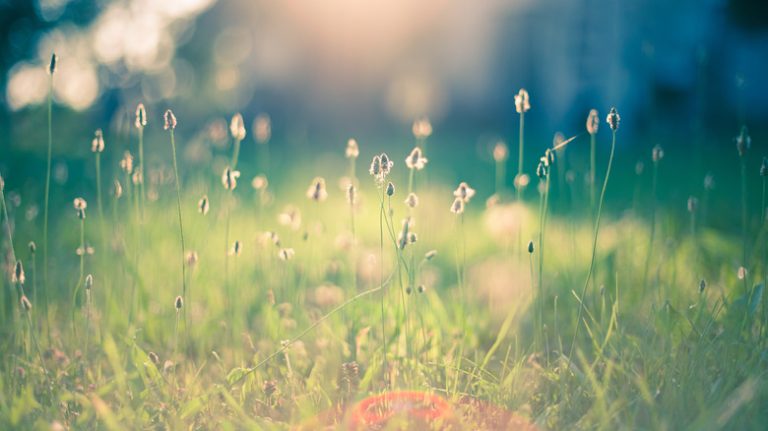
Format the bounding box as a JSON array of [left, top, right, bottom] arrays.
[[516, 112, 525, 202], [43, 54, 56, 313], [568, 108, 619, 361], [536, 160, 552, 351], [166, 112, 188, 335], [643, 146, 662, 293], [71, 213, 86, 336]]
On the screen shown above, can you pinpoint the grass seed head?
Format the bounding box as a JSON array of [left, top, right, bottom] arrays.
[[254, 113, 271, 144], [606, 107, 620, 131], [346, 138, 359, 159], [412, 117, 433, 140], [175, 295, 184, 310], [699, 279, 706, 293], [515, 88, 531, 113], [736, 126, 751, 157], [514, 173, 530, 191], [386, 181, 395, 197], [405, 192, 419, 208], [493, 141, 508, 162], [405, 147, 428, 170], [450, 197, 465, 214], [652, 144, 664, 163], [230, 240, 242, 256], [346, 184, 357, 205], [425, 249, 437, 260], [135, 103, 147, 129], [48, 53, 57, 75], [761, 158, 768, 177], [119, 151, 134, 174], [230, 113, 246, 141], [704, 173, 715, 190], [198, 195, 210, 215], [417, 285, 425, 293], [278, 248, 295, 261], [85, 274, 93, 290], [28, 241, 36, 254], [369, 155, 381, 179], [536, 161, 547, 179], [91, 129, 105, 153], [13, 261, 25, 284], [222, 167, 240, 190], [163, 109, 177, 130], [186, 251, 199, 267], [148, 352, 160, 364], [528, 240, 534, 254], [251, 175, 268, 190], [73, 197, 87, 219], [738, 266, 747, 280], [587, 109, 599, 135], [687, 196, 698, 213], [131, 168, 143, 185], [453, 182, 476, 203], [306, 177, 328, 202]]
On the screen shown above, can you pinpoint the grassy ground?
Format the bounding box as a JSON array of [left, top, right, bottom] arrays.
[[1, 108, 767, 430]]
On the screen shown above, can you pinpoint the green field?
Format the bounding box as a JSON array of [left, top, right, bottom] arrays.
[[1, 93, 768, 430]]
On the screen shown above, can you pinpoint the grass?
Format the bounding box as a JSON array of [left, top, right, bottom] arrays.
[[1, 93, 768, 430]]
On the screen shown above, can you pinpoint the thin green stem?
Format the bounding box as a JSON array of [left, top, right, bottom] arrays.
[[71, 218, 85, 337], [138, 127, 146, 221], [43, 75, 53, 311], [568, 130, 616, 361], [169, 130, 188, 333], [590, 133, 596, 221], [516, 112, 525, 201]]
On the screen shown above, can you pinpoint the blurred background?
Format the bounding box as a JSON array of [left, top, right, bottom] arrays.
[[0, 0, 767, 212]]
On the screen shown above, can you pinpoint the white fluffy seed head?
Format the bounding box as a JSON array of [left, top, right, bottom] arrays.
[[515, 89, 530, 114], [91, 129, 105, 153], [163, 109, 177, 130], [346, 139, 359, 159], [135, 103, 147, 129], [606, 107, 620, 131], [586, 109, 599, 135], [230, 113, 246, 141]]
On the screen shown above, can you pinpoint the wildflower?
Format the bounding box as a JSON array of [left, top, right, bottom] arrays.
[[651, 145, 664, 163], [175, 295, 183, 310], [405, 147, 428, 170], [493, 141, 508, 162], [736, 126, 751, 157], [346, 139, 359, 159], [252, 175, 268, 190], [527, 240, 534, 254], [453, 182, 476, 203], [28, 241, 36, 254], [606, 107, 620, 131], [761, 158, 768, 177], [48, 53, 57, 75], [230, 113, 246, 141], [412, 117, 433, 140], [91, 129, 104, 153], [386, 182, 395, 197], [278, 248, 295, 261], [687, 196, 698, 213], [306, 177, 328, 202], [253, 113, 270, 144], [222, 167, 240, 191], [119, 151, 134, 173], [163, 109, 177, 130], [450, 197, 465, 214], [405, 192, 419, 208], [230, 240, 242, 256], [20, 295, 32, 312], [346, 184, 357, 205], [586, 109, 599, 135], [13, 261, 25, 284], [135, 103, 147, 130], [186, 251, 199, 267], [74, 197, 87, 219], [113, 180, 123, 199], [514, 89, 530, 114]]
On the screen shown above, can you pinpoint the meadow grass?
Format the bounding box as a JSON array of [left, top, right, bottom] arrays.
[[1, 91, 768, 431]]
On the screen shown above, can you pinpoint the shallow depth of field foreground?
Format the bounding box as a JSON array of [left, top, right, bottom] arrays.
[[2, 1, 768, 430]]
